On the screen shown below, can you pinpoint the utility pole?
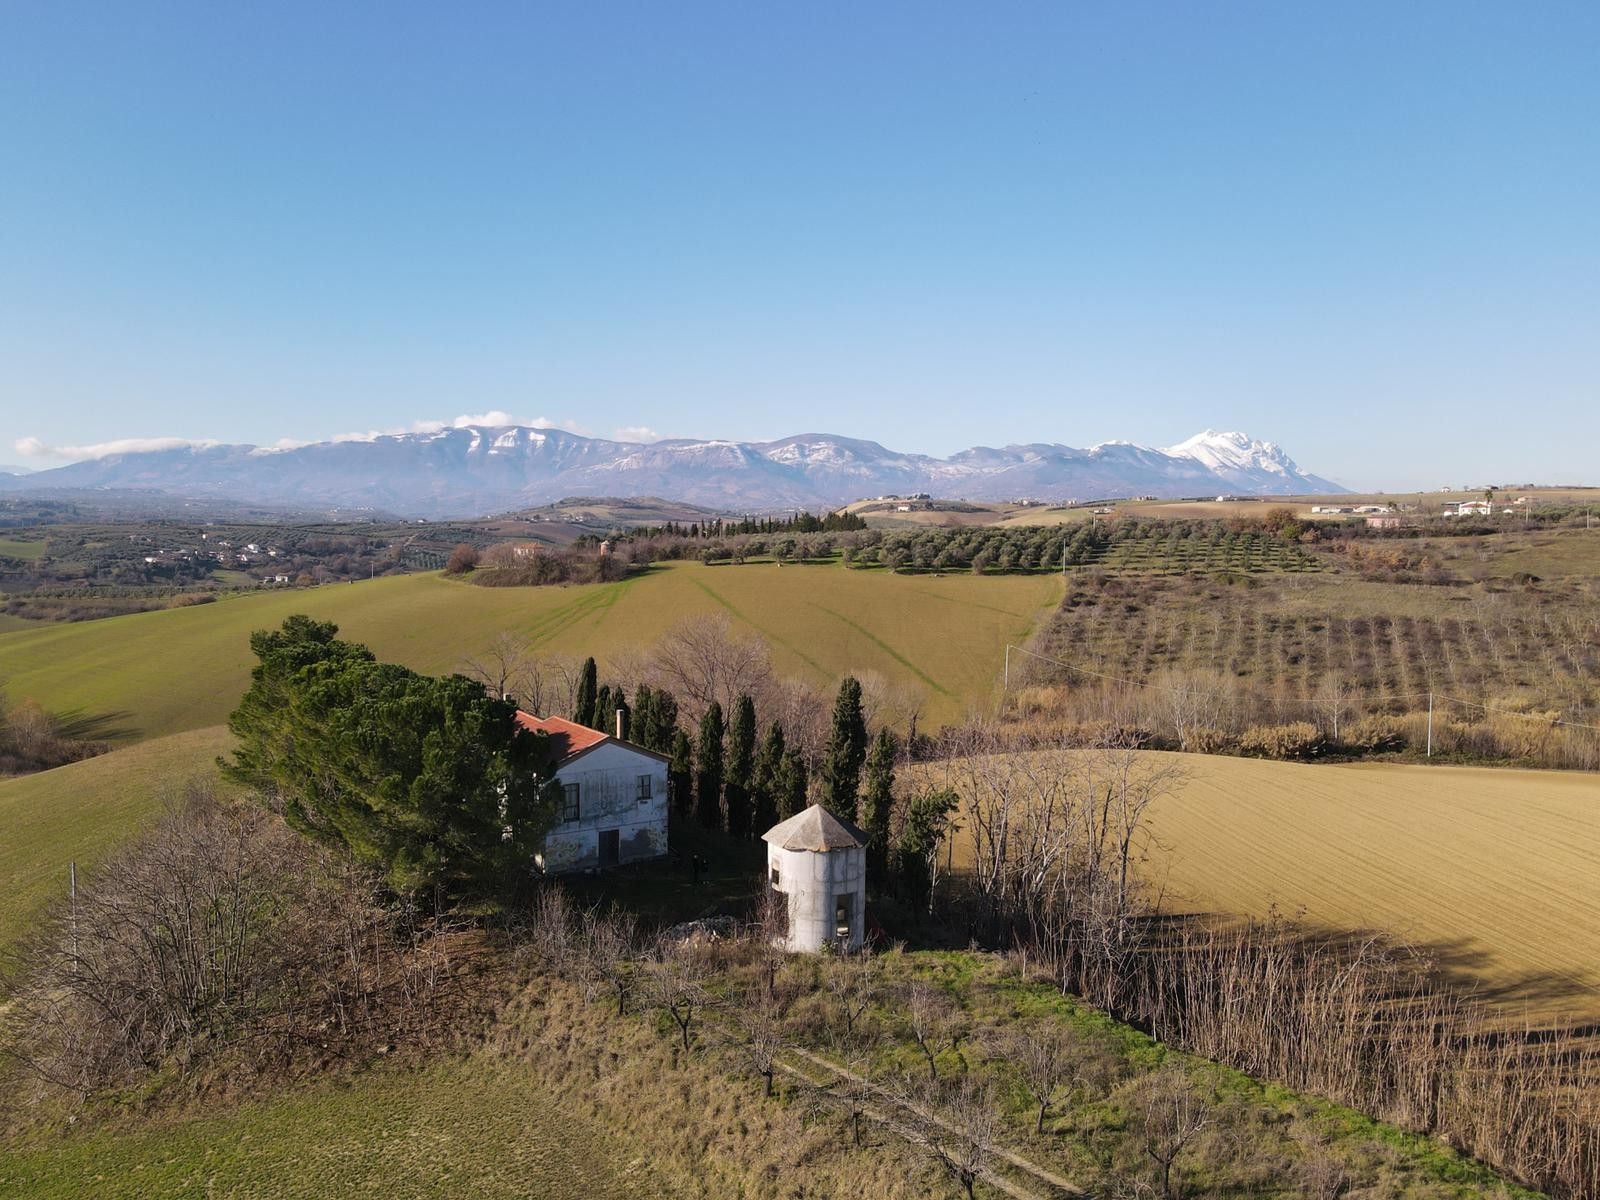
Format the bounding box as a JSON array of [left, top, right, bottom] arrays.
[[1003, 645, 1011, 691], [1426, 692, 1434, 758], [69, 860, 78, 965]]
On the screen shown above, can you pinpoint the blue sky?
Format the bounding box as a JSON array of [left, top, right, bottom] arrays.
[[1, 2, 1595, 489]]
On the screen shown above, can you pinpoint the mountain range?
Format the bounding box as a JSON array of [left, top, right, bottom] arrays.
[[1, 427, 1344, 517]]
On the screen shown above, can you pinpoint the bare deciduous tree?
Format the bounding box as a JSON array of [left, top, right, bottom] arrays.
[[651, 614, 773, 722], [904, 981, 962, 1080], [1131, 1066, 1210, 1200], [644, 939, 713, 1053]]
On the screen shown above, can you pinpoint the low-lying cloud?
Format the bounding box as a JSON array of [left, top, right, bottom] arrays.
[[15, 435, 220, 461], [17, 412, 593, 461]]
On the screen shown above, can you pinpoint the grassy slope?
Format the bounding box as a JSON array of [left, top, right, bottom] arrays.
[[939, 751, 1600, 1016], [0, 1058, 653, 1200], [0, 727, 235, 960], [0, 563, 1060, 743]]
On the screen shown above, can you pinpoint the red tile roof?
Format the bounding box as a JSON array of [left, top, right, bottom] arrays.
[[514, 712, 609, 762]]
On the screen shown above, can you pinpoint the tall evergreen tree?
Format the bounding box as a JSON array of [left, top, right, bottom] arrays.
[[777, 746, 809, 820], [751, 720, 785, 834], [668, 729, 694, 820], [897, 788, 959, 915], [724, 694, 757, 837], [632, 684, 657, 748], [652, 688, 680, 754], [226, 615, 558, 904], [860, 728, 897, 881], [595, 683, 618, 736], [821, 676, 868, 820], [695, 701, 725, 830], [574, 657, 599, 727]]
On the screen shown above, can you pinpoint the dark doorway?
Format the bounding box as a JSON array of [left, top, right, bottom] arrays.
[[598, 829, 620, 867]]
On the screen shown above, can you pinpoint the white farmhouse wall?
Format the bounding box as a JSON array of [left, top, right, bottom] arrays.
[[767, 843, 865, 953], [538, 741, 669, 874]]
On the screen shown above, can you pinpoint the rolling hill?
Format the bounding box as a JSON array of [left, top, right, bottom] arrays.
[[0, 562, 1061, 743]]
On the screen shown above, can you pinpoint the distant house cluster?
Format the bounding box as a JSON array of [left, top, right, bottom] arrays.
[[1441, 500, 1517, 517]]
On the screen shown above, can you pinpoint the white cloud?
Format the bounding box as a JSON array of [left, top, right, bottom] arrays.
[[15, 435, 218, 461], [614, 425, 662, 444]]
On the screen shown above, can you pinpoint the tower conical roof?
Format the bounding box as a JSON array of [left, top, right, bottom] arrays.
[[761, 803, 867, 851]]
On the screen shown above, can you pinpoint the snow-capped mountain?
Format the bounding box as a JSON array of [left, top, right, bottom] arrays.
[[1, 426, 1344, 516]]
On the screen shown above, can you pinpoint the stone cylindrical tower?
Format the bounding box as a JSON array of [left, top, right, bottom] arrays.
[[761, 804, 867, 953]]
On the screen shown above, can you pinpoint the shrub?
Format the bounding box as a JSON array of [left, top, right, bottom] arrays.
[[1238, 721, 1326, 760], [1341, 714, 1408, 754], [444, 543, 480, 574]]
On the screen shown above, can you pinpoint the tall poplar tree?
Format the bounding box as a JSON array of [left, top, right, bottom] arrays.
[[695, 701, 725, 830], [821, 676, 868, 820]]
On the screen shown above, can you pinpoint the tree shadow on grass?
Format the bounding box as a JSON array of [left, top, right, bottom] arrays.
[[51, 708, 139, 744]]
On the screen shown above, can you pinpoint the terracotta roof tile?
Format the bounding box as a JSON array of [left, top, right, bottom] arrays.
[[514, 712, 609, 763]]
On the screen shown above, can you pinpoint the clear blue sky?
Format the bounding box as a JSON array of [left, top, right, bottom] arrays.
[[2, 2, 1595, 488]]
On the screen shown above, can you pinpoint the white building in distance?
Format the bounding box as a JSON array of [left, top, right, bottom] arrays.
[[762, 805, 867, 953], [516, 713, 670, 874]]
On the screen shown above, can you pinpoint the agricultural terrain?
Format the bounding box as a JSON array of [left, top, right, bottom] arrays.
[[935, 750, 1600, 1018], [0, 561, 1061, 742], [0, 727, 234, 961]]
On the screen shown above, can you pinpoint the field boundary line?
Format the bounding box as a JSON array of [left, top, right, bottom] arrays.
[[782, 1044, 1086, 1198], [808, 603, 951, 696]]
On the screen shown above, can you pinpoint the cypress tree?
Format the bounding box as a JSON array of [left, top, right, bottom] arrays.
[[668, 729, 694, 820], [595, 683, 617, 736], [695, 701, 725, 830], [574, 657, 598, 727], [777, 746, 808, 820], [860, 728, 897, 882], [724, 694, 757, 837], [821, 676, 868, 820], [652, 688, 679, 754], [631, 684, 656, 749], [751, 720, 785, 834]]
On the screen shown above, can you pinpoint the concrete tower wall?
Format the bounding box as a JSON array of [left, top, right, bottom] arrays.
[[768, 842, 866, 953]]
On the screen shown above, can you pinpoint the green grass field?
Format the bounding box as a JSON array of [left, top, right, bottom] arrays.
[[0, 1057, 653, 1200], [0, 537, 48, 561], [0, 563, 1060, 742], [0, 727, 235, 961]]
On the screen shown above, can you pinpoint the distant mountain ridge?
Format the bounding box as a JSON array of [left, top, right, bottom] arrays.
[[2, 426, 1344, 517]]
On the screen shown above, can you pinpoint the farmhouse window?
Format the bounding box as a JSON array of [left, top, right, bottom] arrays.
[[637, 773, 653, 801], [769, 866, 780, 888], [834, 894, 852, 939], [561, 782, 580, 823]]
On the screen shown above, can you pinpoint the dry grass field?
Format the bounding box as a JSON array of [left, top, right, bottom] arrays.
[[942, 751, 1600, 1017]]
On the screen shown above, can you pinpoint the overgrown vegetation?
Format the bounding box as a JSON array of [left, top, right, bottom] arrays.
[[914, 735, 1600, 1199], [0, 689, 108, 776]]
